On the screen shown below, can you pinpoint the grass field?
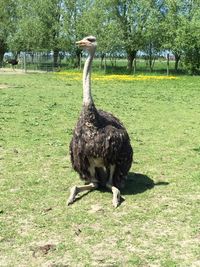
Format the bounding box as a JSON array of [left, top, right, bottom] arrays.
[[0, 71, 200, 266]]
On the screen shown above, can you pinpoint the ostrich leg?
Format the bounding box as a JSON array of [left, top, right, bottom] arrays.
[[67, 182, 98, 205], [67, 165, 98, 205], [106, 164, 121, 208]]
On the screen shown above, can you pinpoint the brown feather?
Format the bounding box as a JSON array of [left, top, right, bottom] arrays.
[[70, 103, 133, 188]]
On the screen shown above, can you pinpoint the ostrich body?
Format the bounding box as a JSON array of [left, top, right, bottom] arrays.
[[6, 59, 19, 70], [68, 36, 133, 207]]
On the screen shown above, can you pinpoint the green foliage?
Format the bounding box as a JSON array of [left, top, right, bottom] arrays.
[[0, 0, 17, 62], [77, 0, 122, 54], [111, 0, 157, 70], [163, 0, 200, 73], [1, 0, 200, 74], [182, 9, 200, 74], [9, 0, 68, 52]]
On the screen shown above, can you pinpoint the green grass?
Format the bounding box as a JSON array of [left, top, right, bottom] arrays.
[[0, 72, 200, 266], [91, 58, 182, 75]]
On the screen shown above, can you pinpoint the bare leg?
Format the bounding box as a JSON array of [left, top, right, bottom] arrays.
[[67, 164, 98, 206], [67, 182, 98, 205], [106, 164, 121, 208]]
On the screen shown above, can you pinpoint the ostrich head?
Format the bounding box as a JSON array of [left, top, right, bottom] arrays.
[[76, 36, 97, 52]]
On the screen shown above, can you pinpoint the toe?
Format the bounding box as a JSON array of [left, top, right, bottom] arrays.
[[112, 192, 121, 208], [67, 186, 78, 206]]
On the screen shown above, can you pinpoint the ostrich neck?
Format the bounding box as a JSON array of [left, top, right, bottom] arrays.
[[83, 49, 95, 106]]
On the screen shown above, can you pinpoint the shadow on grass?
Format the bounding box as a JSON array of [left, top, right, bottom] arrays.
[[67, 172, 169, 207], [122, 172, 169, 195], [193, 147, 200, 154]]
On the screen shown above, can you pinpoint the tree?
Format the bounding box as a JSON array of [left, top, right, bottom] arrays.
[[162, 0, 186, 72], [162, 0, 200, 73], [77, 0, 123, 69], [111, 0, 160, 72], [0, 0, 17, 65], [183, 7, 200, 74], [9, 0, 69, 66], [63, 0, 92, 68], [142, 1, 165, 71]]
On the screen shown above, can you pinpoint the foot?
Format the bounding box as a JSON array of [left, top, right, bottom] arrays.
[[112, 188, 121, 208], [67, 186, 78, 206]]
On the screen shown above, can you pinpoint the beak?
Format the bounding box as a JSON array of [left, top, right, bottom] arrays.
[[76, 39, 91, 47]]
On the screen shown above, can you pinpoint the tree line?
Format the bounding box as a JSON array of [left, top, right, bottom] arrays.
[[1, 0, 200, 74]]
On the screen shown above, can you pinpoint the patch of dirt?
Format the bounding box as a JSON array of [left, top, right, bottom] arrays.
[[31, 244, 56, 258], [90, 235, 129, 266], [0, 67, 47, 74], [0, 83, 25, 90], [0, 84, 9, 89], [42, 207, 53, 213], [0, 68, 25, 75], [88, 204, 104, 213], [42, 260, 70, 267]]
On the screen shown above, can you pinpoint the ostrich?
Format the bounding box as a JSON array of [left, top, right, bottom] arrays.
[[5, 59, 19, 70], [67, 36, 133, 207]]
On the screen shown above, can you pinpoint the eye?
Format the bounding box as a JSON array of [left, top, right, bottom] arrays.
[[87, 37, 96, 43]]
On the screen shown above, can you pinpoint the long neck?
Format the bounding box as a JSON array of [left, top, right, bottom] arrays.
[[83, 49, 95, 106]]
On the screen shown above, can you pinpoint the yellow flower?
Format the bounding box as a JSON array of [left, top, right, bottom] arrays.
[[55, 71, 179, 81]]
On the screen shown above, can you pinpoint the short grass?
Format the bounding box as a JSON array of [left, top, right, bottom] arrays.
[[0, 71, 200, 267]]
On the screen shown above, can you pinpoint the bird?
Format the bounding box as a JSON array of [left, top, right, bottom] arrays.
[[5, 59, 19, 70], [67, 36, 133, 207]]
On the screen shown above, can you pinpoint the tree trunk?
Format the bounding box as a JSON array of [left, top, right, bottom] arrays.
[[174, 53, 181, 72], [149, 57, 153, 72], [100, 53, 105, 69], [104, 54, 107, 73], [53, 49, 59, 68], [167, 53, 170, 76], [133, 58, 136, 74], [0, 40, 6, 67], [74, 49, 82, 69], [0, 52, 4, 68], [149, 42, 153, 72], [127, 50, 137, 72], [30, 52, 34, 64]]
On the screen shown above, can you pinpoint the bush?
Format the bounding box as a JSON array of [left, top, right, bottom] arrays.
[[183, 47, 200, 75]]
